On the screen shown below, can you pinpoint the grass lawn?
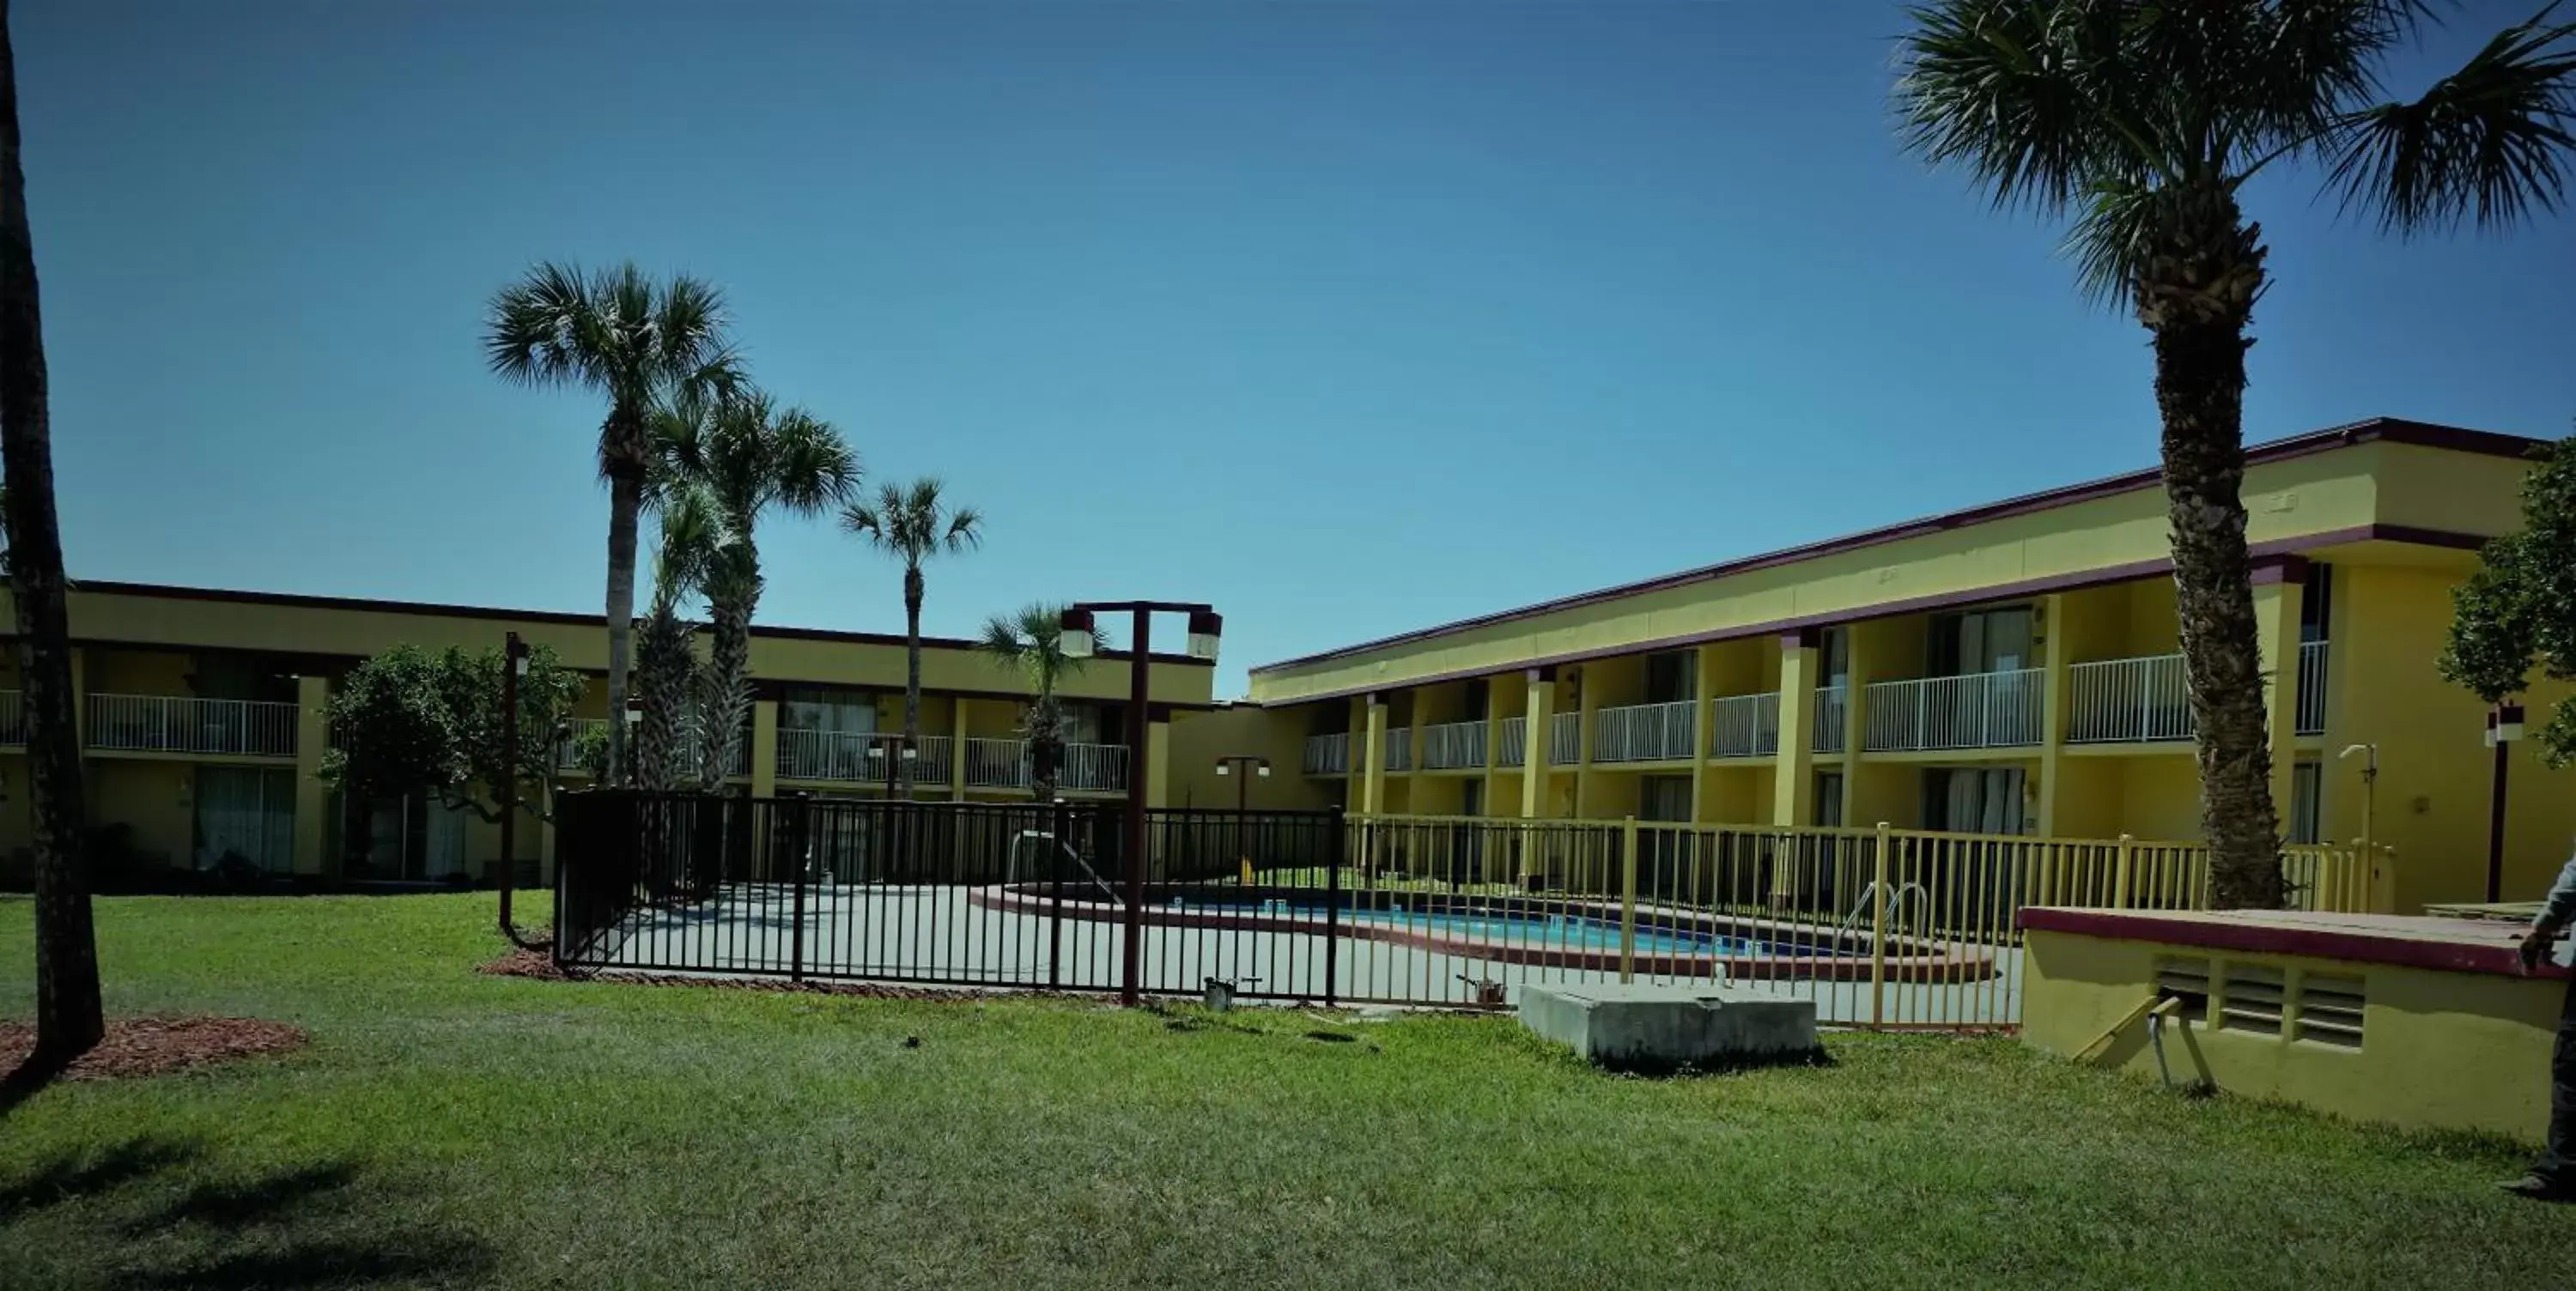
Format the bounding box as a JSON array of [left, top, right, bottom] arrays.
[[3, 894, 2571, 1289]]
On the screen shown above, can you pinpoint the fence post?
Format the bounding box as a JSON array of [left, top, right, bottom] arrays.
[[2113, 833, 2135, 909], [1325, 806, 1344, 1008], [1048, 798, 1067, 991], [788, 799, 807, 984], [1870, 821, 1893, 1028], [1619, 815, 1639, 983]]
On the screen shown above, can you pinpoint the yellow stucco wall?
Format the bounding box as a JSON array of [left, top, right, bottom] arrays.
[[2022, 926, 2558, 1141], [1164, 705, 1341, 814]]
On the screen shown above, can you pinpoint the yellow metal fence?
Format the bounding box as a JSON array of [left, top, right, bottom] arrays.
[[1326, 814, 2387, 1027]]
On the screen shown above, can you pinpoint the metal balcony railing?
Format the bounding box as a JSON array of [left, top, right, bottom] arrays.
[[87, 694, 299, 758], [1382, 727, 1413, 773], [2297, 639, 2329, 736], [1862, 669, 2044, 752], [963, 738, 1127, 792], [1303, 731, 1351, 775], [1814, 684, 1848, 755], [1420, 719, 1488, 770], [0, 690, 21, 746], [2068, 654, 2194, 743], [1549, 712, 1580, 765], [1594, 700, 1696, 763], [1496, 716, 1528, 767], [1710, 692, 1781, 759]]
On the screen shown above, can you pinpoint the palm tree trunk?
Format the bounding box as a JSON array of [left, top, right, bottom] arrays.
[[701, 575, 756, 791], [603, 465, 642, 786], [902, 567, 924, 795], [633, 602, 692, 791], [2150, 292, 2283, 910], [0, 9, 101, 1063]]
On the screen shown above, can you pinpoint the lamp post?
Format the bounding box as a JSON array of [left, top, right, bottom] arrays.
[[872, 735, 915, 799], [1060, 602, 1221, 1006], [2486, 702, 2524, 902], [498, 632, 528, 936], [1214, 755, 1272, 882]]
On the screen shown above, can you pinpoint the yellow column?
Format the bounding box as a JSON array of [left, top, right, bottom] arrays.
[[1361, 697, 1388, 815], [1773, 631, 1817, 827], [950, 697, 969, 802], [2036, 593, 2069, 837], [1688, 645, 1717, 822], [2254, 570, 2306, 839], [1145, 718, 1172, 809], [1575, 669, 1601, 817], [291, 673, 330, 876], [750, 697, 779, 802], [1520, 668, 1552, 819], [1838, 626, 1868, 826]]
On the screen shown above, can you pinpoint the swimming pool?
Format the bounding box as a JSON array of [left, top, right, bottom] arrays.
[[1168, 900, 1847, 959]]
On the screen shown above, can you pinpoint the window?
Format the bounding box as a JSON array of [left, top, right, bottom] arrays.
[[1639, 774, 1692, 822], [2289, 761, 2322, 845], [781, 687, 876, 735], [1063, 703, 1115, 747], [197, 767, 295, 873], [1922, 767, 2027, 835], [1643, 652, 1696, 705], [1820, 627, 1851, 689], [2300, 564, 2333, 645], [1928, 607, 2034, 676], [1460, 779, 1484, 818], [1814, 773, 1845, 827], [1462, 678, 1490, 720], [338, 791, 475, 882]]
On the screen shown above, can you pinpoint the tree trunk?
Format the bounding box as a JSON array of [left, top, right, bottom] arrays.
[[700, 565, 756, 791], [2137, 202, 2281, 910], [602, 463, 642, 786], [633, 600, 694, 791], [0, 6, 102, 1062], [902, 567, 924, 794]]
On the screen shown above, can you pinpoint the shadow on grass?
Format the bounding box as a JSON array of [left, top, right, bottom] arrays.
[[0, 1050, 70, 1124], [1, 1136, 493, 1288]]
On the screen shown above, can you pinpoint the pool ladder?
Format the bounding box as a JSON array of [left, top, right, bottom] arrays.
[[1006, 830, 1124, 906], [1833, 882, 1931, 944]]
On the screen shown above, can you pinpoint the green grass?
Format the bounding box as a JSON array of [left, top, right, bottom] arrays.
[[2, 894, 2570, 1289]]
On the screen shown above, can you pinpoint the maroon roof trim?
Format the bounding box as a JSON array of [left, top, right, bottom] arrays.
[[2020, 906, 2566, 980], [1251, 523, 2475, 706], [1252, 418, 2539, 676], [52, 580, 1213, 668]]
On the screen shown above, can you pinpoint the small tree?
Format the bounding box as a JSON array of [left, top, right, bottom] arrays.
[[320, 644, 590, 853], [979, 603, 1091, 802], [2442, 433, 2576, 765], [844, 479, 981, 791]]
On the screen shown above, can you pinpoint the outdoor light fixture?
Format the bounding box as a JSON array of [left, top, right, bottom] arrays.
[[1186, 610, 1224, 661], [1060, 607, 1097, 660], [2488, 702, 2527, 748], [2485, 703, 2526, 901]]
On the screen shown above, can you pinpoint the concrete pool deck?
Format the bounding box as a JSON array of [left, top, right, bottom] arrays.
[[574, 882, 2025, 1025]]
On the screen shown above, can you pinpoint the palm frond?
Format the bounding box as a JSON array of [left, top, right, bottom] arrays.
[[2327, 5, 2576, 233], [1895, 0, 2160, 213], [843, 477, 980, 568], [941, 505, 984, 554], [483, 260, 603, 389], [769, 408, 859, 515]]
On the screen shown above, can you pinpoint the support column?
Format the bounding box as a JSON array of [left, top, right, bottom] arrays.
[[1574, 669, 1600, 817], [1689, 645, 1717, 822], [2253, 563, 2307, 842], [1145, 718, 1172, 809], [750, 697, 779, 803], [292, 673, 330, 876], [950, 698, 969, 802], [1361, 696, 1388, 815], [1838, 626, 1868, 826], [2036, 594, 2069, 837], [1520, 668, 1552, 819], [1773, 630, 1819, 827]]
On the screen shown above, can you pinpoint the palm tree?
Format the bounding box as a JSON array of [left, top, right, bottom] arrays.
[[633, 482, 721, 791], [484, 262, 740, 786], [842, 480, 982, 791], [0, 3, 100, 1068], [979, 603, 1091, 801], [1897, 2, 2576, 907], [658, 389, 856, 789]]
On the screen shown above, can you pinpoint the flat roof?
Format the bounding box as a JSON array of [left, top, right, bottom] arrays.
[[1249, 416, 2544, 676], [2020, 906, 2565, 980]]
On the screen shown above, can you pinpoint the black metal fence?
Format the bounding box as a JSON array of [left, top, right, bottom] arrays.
[[553, 791, 1351, 1003]]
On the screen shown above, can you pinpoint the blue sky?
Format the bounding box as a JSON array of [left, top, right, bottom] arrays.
[[15, 1, 2573, 694]]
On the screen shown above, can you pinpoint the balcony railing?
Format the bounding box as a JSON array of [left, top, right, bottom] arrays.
[[964, 737, 1127, 792], [1382, 727, 1413, 773], [1815, 683, 1848, 755], [87, 694, 298, 758], [1709, 692, 1780, 759], [1863, 669, 2043, 752], [2068, 654, 2194, 743], [1420, 719, 1488, 770], [1303, 731, 1350, 776], [1595, 700, 1696, 763], [0, 690, 21, 745], [1496, 716, 1527, 767], [555, 718, 753, 777], [1550, 712, 1580, 765], [2297, 639, 2328, 736], [778, 730, 951, 784]]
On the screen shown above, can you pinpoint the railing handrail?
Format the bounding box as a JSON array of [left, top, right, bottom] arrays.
[[85, 692, 301, 757]]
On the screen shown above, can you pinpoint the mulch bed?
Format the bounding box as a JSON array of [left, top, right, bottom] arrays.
[[0, 1015, 309, 1083], [477, 946, 1114, 1005]]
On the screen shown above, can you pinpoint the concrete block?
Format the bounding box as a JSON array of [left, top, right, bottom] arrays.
[[1517, 983, 1819, 1072]]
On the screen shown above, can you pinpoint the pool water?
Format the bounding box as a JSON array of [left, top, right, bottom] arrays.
[[1176, 900, 1844, 958]]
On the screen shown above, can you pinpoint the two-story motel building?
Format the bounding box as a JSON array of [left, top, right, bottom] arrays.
[[0, 582, 1216, 884], [1245, 419, 2576, 915]]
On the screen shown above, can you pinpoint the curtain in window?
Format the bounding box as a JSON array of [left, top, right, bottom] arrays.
[[197, 767, 295, 872]]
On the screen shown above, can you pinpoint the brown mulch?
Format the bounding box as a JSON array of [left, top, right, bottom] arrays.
[[0, 1015, 309, 1083], [478, 946, 1113, 1005]]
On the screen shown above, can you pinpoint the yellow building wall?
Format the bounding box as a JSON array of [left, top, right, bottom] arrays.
[[1165, 706, 1340, 813], [87, 760, 197, 868], [2022, 927, 2557, 1141], [2118, 757, 2204, 842]]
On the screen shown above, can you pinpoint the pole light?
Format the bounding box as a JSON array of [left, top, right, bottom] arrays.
[[1066, 600, 1220, 1006], [2486, 702, 2524, 902], [498, 632, 530, 938]]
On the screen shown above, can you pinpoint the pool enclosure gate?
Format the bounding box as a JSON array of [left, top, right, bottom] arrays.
[[553, 791, 2385, 1027]]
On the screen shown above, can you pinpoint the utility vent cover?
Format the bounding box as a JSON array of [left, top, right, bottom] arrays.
[[2219, 964, 2286, 1036], [2294, 973, 2366, 1049], [2155, 957, 2212, 1014]]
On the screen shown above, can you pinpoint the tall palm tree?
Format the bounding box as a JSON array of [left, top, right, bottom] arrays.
[[633, 482, 721, 791], [658, 389, 857, 789], [842, 479, 982, 791], [1897, 1, 2576, 907], [979, 603, 1091, 801], [0, 0, 100, 1066], [484, 262, 740, 786]]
